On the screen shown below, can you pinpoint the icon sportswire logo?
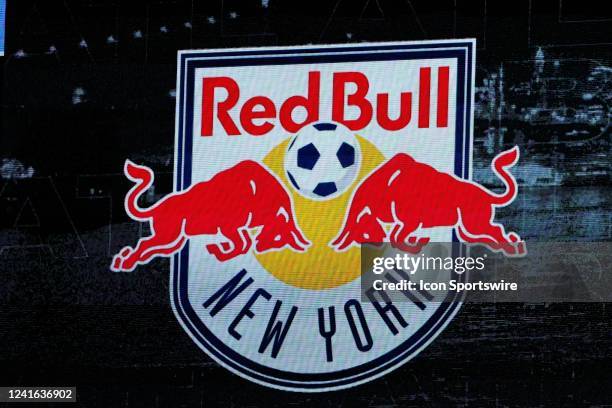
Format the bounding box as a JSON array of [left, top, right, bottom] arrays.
[[111, 40, 525, 391]]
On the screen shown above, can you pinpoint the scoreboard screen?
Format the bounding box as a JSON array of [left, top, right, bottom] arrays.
[[0, 0, 5, 56]]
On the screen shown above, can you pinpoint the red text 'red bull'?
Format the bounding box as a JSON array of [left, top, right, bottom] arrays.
[[111, 40, 522, 392], [200, 67, 450, 136]]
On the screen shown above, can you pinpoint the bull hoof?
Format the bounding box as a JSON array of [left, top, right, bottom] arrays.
[[392, 237, 429, 254], [516, 241, 527, 255], [111, 255, 123, 272], [110, 247, 133, 272], [508, 233, 520, 243], [206, 243, 224, 258], [207, 244, 243, 262]]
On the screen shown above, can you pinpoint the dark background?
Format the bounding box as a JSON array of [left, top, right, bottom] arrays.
[[0, 0, 611, 406]]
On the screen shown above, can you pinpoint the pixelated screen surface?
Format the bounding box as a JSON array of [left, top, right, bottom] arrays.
[[0, 0, 5, 56], [0, 0, 610, 405]]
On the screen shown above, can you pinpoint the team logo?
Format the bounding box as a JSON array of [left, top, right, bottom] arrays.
[[111, 40, 524, 391]]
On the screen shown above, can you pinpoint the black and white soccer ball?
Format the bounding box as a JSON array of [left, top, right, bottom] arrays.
[[284, 121, 361, 200]]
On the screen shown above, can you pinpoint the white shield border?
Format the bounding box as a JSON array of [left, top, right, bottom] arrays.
[[171, 39, 475, 392]]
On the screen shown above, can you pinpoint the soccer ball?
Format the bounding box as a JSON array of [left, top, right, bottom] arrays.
[[284, 122, 361, 200]]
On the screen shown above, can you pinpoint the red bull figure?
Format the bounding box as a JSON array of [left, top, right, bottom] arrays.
[[111, 160, 310, 272], [332, 147, 526, 256]]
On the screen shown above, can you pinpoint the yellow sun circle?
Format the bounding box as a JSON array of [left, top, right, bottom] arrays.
[[254, 135, 385, 290]]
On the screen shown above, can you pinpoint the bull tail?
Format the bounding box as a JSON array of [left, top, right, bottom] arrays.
[[489, 146, 519, 206], [124, 160, 155, 220]]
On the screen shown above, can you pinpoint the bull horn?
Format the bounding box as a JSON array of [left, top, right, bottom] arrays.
[[335, 235, 354, 251], [289, 232, 308, 252], [331, 229, 348, 247], [294, 229, 311, 248]]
